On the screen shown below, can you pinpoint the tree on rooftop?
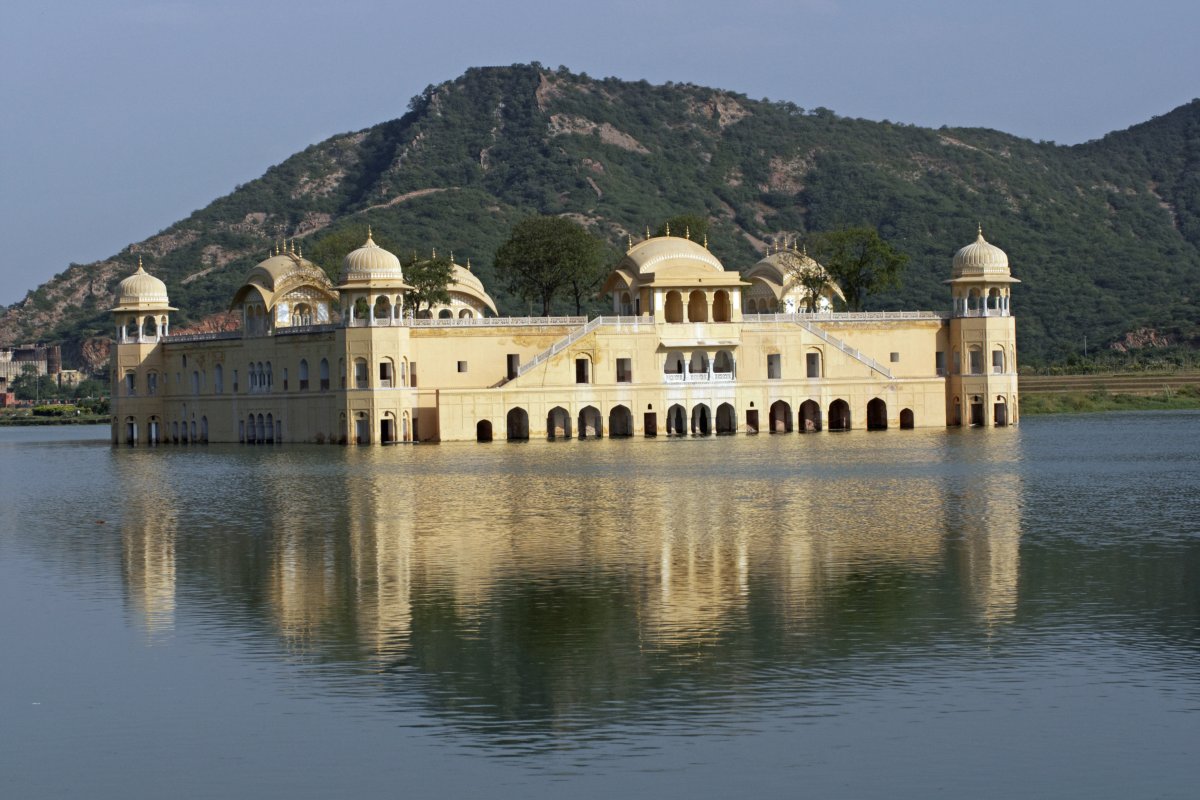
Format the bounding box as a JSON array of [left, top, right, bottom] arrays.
[[807, 227, 908, 311], [403, 254, 455, 315], [494, 216, 605, 315]]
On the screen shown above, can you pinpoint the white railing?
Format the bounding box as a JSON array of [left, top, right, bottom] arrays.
[[164, 331, 241, 343], [743, 310, 942, 323], [515, 317, 604, 378], [956, 309, 1010, 318], [409, 315, 586, 328], [663, 371, 734, 384], [277, 323, 337, 336], [796, 320, 894, 379]]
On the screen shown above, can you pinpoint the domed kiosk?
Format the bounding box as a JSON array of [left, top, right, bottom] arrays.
[[111, 258, 175, 343], [337, 230, 412, 327], [231, 245, 339, 335], [946, 226, 1020, 428], [743, 244, 844, 314], [602, 233, 747, 322]]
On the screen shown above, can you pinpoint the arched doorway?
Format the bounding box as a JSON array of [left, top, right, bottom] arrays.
[[994, 396, 1008, 427], [476, 420, 493, 442], [579, 406, 603, 439], [900, 408, 915, 429], [715, 403, 736, 435], [354, 413, 368, 445], [687, 290, 708, 322], [799, 400, 822, 432], [667, 404, 687, 436], [691, 404, 711, 436], [609, 405, 633, 437], [664, 350, 686, 378], [506, 408, 529, 441], [664, 291, 683, 323], [547, 406, 572, 439], [712, 290, 731, 322], [866, 398, 888, 431], [381, 413, 396, 444], [769, 400, 792, 433], [829, 399, 851, 431]]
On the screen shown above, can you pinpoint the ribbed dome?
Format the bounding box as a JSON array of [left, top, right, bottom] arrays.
[[114, 261, 170, 308], [341, 231, 403, 282], [623, 235, 725, 277], [953, 228, 1010, 278]]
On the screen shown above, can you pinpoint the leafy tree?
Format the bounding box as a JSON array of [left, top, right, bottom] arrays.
[[403, 254, 455, 314], [11, 365, 62, 402], [778, 249, 833, 312], [494, 216, 605, 315], [807, 227, 908, 311]]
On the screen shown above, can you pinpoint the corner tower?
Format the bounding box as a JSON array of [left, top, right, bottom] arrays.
[[946, 227, 1019, 426], [110, 258, 175, 444]]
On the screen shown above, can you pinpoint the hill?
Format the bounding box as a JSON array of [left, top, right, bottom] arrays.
[[3, 64, 1199, 371]]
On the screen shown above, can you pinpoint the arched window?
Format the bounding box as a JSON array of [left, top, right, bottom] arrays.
[[687, 290, 708, 323], [299, 359, 309, 390], [214, 364, 224, 394], [191, 371, 200, 395], [438, 309, 453, 319], [354, 358, 368, 389], [319, 358, 330, 391], [547, 407, 571, 439]]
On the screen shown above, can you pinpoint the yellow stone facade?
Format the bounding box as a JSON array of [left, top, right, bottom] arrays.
[[110, 229, 1019, 445]]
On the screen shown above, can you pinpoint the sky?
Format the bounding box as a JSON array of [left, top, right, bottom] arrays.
[[2, 0, 1198, 306]]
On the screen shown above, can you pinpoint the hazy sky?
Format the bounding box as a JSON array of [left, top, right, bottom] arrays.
[[2, 0, 1197, 306]]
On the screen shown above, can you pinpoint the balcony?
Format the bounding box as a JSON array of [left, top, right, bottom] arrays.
[[664, 371, 734, 384]]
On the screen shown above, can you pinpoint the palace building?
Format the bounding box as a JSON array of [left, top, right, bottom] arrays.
[[109, 226, 1018, 445]]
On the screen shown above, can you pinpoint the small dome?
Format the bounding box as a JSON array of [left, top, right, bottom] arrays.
[[953, 227, 1010, 278], [340, 230, 404, 283], [113, 260, 171, 309]]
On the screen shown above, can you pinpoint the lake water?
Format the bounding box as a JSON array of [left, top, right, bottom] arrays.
[[1, 414, 1198, 798]]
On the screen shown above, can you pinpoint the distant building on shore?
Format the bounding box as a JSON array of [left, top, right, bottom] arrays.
[[108, 226, 1019, 445]]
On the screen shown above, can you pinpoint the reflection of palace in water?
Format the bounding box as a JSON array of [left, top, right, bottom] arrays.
[[116, 436, 1024, 721]]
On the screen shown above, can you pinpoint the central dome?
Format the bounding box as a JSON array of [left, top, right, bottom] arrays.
[[621, 235, 725, 279]]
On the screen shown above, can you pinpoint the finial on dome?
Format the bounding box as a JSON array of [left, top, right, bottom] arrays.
[[137, 256, 144, 273], [977, 222, 983, 238], [367, 224, 373, 241], [645, 225, 651, 240], [627, 234, 633, 252], [685, 225, 691, 241], [449, 250, 455, 264], [703, 232, 708, 250], [466, 257, 471, 271], [432, 247, 437, 259], [665, 222, 671, 237]]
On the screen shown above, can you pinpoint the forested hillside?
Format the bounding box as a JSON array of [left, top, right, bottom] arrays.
[[3, 64, 1198, 370]]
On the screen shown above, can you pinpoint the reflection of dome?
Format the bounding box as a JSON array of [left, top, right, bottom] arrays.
[[953, 227, 1010, 278], [113, 259, 172, 310], [341, 231, 404, 283], [622, 235, 725, 279]]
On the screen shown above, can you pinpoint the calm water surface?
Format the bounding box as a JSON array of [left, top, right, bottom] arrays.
[[1, 415, 1198, 798]]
